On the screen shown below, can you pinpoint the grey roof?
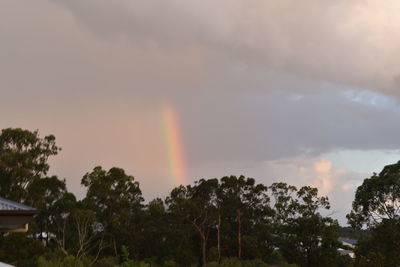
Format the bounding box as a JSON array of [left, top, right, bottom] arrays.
[[0, 197, 36, 211]]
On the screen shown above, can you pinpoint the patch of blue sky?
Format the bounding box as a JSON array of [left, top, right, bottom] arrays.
[[342, 89, 400, 111], [323, 149, 400, 175]]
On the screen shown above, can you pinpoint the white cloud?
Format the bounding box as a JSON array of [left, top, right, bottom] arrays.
[[250, 157, 362, 224], [189, 155, 363, 224]]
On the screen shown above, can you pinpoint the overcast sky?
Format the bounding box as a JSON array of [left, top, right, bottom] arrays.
[[2, 0, 400, 224]]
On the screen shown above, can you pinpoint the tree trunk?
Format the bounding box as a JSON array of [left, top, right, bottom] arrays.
[[217, 213, 221, 263], [192, 220, 208, 266], [201, 233, 207, 266], [113, 237, 118, 256], [237, 209, 241, 259]]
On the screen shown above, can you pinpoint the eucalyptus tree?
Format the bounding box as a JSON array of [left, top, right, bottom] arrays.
[[218, 175, 271, 259], [138, 198, 171, 263], [50, 192, 77, 254], [0, 128, 60, 202], [347, 161, 400, 266], [0, 128, 72, 249], [165, 185, 198, 266], [270, 183, 341, 267], [347, 161, 400, 229], [166, 179, 220, 266], [25, 175, 68, 246], [190, 178, 220, 265], [81, 166, 144, 257]]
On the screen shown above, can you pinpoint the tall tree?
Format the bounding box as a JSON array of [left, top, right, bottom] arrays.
[[0, 128, 59, 202], [81, 166, 144, 257], [50, 192, 77, 254], [219, 176, 271, 259], [188, 178, 219, 265], [347, 161, 400, 229], [347, 161, 400, 266], [26, 175, 68, 246], [270, 183, 341, 267], [355, 219, 400, 267], [138, 198, 171, 264], [165, 185, 198, 266]]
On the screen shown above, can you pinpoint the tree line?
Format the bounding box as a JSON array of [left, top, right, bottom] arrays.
[[0, 128, 398, 267]]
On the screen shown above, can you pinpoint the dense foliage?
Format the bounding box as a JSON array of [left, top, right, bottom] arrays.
[[0, 128, 390, 267], [347, 161, 400, 266]]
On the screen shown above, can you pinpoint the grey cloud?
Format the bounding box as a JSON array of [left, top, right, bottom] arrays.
[[52, 0, 400, 94], [2, 0, 400, 222], [179, 87, 400, 165]]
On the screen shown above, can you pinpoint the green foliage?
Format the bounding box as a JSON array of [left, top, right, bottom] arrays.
[[267, 250, 299, 267], [205, 257, 269, 267], [0, 127, 358, 267], [37, 254, 88, 267], [269, 183, 342, 267], [218, 176, 272, 260], [0, 128, 59, 202], [355, 219, 400, 266], [0, 233, 46, 266], [35, 249, 93, 267], [93, 256, 120, 267], [0, 128, 71, 252], [81, 166, 144, 256], [347, 161, 400, 266], [162, 259, 178, 267], [347, 161, 400, 228], [120, 246, 135, 267]]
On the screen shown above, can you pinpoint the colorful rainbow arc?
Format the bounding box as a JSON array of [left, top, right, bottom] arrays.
[[163, 105, 186, 186]]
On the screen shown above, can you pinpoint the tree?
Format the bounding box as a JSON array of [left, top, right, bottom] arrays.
[[218, 176, 271, 260], [50, 192, 78, 254], [81, 166, 144, 257], [189, 178, 220, 265], [347, 161, 400, 266], [26, 175, 68, 246], [355, 219, 400, 267], [270, 183, 342, 267], [0, 128, 60, 202], [164, 185, 198, 266], [347, 161, 400, 229], [138, 198, 171, 264], [0, 233, 46, 266]]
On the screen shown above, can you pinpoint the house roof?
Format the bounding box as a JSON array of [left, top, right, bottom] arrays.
[[0, 197, 38, 232], [0, 197, 36, 212]]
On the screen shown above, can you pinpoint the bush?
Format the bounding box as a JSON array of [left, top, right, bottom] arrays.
[[93, 256, 120, 267], [266, 251, 299, 267], [37, 254, 89, 267], [0, 233, 46, 267], [205, 257, 268, 267]]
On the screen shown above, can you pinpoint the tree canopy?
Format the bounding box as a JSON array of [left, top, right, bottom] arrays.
[[0, 128, 59, 202], [347, 161, 400, 266], [0, 128, 361, 267]]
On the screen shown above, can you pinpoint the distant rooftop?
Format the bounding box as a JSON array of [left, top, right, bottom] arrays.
[[0, 197, 36, 211], [338, 237, 357, 245]]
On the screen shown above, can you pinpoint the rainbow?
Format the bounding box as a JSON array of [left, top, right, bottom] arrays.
[[163, 104, 187, 186]]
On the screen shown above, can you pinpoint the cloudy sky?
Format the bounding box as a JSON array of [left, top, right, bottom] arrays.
[[2, 0, 400, 223]]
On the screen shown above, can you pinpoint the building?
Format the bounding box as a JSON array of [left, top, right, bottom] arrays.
[[0, 197, 38, 232], [338, 237, 357, 259], [0, 197, 38, 266]]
